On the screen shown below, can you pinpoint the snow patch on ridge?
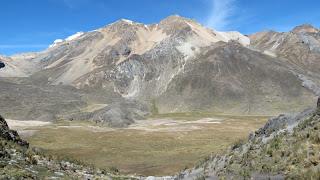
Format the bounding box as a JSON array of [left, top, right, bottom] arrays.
[[121, 19, 133, 25], [181, 19, 250, 46], [49, 32, 84, 48], [218, 31, 250, 46], [49, 39, 64, 48], [66, 32, 84, 41]]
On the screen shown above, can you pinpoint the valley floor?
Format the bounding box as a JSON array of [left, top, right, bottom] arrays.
[[8, 114, 269, 176]]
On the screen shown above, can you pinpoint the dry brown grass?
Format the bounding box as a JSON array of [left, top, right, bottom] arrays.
[[26, 114, 268, 176]]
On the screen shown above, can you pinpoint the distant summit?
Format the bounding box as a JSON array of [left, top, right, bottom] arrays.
[[292, 24, 319, 33]]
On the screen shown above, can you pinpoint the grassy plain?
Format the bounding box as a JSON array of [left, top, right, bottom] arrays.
[[25, 113, 269, 176]]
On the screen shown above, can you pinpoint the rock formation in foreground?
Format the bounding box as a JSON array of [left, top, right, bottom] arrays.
[[179, 99, 320, 179]]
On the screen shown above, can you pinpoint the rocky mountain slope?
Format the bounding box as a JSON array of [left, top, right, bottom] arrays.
[[0, 16, 319, 126], [250, 24, 320, 95], [250, 24, 320, 74], [179, 99, 320, 179]]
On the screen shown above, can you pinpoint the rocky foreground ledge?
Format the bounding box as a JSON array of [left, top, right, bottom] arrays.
[[177, 99, 320, 179], [0, 115, 29, 147]]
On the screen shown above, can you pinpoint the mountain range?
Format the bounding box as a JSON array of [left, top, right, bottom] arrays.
[[1, 15, 319, 127]]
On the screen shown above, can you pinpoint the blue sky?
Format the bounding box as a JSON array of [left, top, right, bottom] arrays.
[[1, 0, 320, 55]]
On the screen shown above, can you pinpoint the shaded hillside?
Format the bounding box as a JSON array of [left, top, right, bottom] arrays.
[[157, 42, 315, 114], [0, 77, 149, 127], [0, 78, 86, 121]]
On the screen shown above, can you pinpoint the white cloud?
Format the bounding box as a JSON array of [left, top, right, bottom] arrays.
[[206, 0, 237, 30]]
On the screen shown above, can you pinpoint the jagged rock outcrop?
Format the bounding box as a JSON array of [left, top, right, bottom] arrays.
[[0, 115, 28, 147], [252, 108, 315, 139]]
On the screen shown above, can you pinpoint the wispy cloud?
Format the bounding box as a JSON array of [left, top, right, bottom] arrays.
[[206, 0, 237, 30]]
